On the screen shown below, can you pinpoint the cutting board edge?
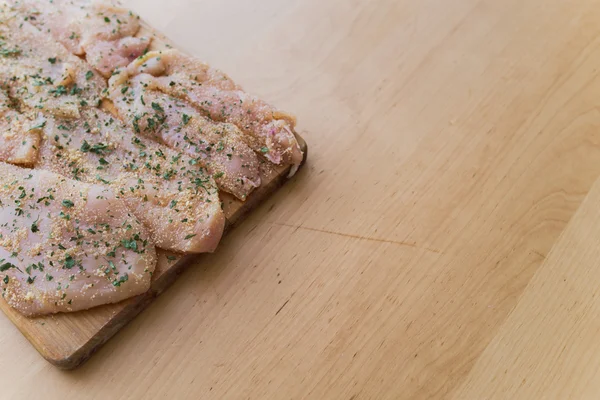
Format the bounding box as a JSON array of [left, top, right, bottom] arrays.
[[34, 135, 307, 369]]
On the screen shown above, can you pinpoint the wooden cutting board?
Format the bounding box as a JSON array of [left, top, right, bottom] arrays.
[[0, 20, 307, 369]]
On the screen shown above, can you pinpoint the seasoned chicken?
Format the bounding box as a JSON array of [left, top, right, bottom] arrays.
[[0, 6, 224, 253], [0, 162, 156, 315], [86, 36, 151, 78], [8, 0, 151, 77], [0, 90, 42, 165], [0, 5, 106, 118], [109, 71, 262, 200], [36, 108, 225, 253], [127, 51, 304, 173]]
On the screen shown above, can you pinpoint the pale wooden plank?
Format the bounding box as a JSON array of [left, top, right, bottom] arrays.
[[453, 175, 600, 399]]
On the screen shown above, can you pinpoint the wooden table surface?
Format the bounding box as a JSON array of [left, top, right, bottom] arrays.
[[3, 0, 600, 398]]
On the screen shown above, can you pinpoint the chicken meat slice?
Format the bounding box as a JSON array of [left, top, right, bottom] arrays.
[[0, 90, 42, 165], [0, 5, 106, 118], [9, 0, 151, 77], [0, 162, 156, 316], [85, 36, 151, 78], [109, 71, 262, 200], [128, 51, 304, 173], [36, 108, 225, 253]]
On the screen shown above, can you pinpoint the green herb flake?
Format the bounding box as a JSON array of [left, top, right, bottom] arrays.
[[63, 255, 76, 269], [0, 47, 21, 57], [121, 239, 138, 251], [81, 140, 109, 154], [28, 120, 46, 131], [112, 273, 129, 287], [151, 102, 164, 113], [31, 219, 39, 233], [0, 262, 16, 272], [49, 85, 67, 96]]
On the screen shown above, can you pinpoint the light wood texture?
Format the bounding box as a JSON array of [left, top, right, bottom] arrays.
[[2, 0, 600, 397], [0, 18, 307, 368], [453, 167, 600, 399]]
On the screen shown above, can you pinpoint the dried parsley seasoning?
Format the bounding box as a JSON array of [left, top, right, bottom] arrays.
[[63, 255, 76, 269], [112, 273, 128, 287], [28, 120, 46, 131], [80, 140, 109, 154], [151, 102, 164, 113], [0, 262, 16, 272], [95, 175, 110, 185], [121, 238, 138, 251], [0, 45, 21, 57], [49, 85, 67, 97], [31, 217, 39, 233]]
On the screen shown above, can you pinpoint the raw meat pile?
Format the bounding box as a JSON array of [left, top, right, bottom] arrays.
[[0, 0, 303, 315]]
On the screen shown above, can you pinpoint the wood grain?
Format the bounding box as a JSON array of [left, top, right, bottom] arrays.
[[0, 14, 307, 369], [2, 0, 600, 398], [453, 170, 600, 399]]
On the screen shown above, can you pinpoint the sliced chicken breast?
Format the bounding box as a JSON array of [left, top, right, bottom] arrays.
[[0, 162, 156, 316], [86, 36, 151, 78], [128, 51, 304, 172], [0, 7, 224, 253], [8, 0, 151, 77], [36, 108, 225, 253], [0, 5, 106, 118], [109, 70, 262, 200]]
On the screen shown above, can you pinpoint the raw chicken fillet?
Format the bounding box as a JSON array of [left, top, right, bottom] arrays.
[[0, 162, 157, 315], [109, 68, 262, 200], [8, 0, 151, 77], [128, 51, 304, 172]]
